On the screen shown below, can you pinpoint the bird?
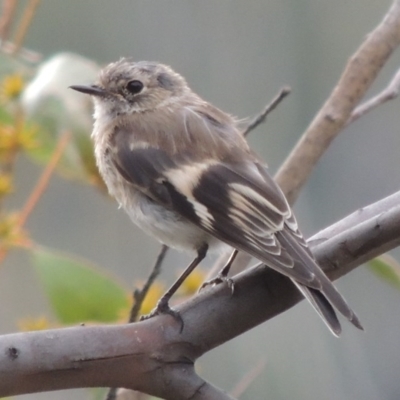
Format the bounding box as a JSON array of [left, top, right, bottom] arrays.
[[70, 59, 363, 336]]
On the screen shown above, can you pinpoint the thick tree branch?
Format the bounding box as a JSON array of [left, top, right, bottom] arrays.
[[1, 190, 399, 399], [275, 0, 400, 203]]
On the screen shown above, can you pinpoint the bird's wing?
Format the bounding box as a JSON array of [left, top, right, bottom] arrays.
[[112, 125, 315, 287], [111, 123, 362, 330]]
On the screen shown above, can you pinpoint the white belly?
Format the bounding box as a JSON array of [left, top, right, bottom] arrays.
[[126, 191, 225, 253]]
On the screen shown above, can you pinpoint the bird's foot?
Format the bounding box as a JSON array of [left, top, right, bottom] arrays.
[[140, 296, 184, 332], [199, 274, 235, 294]]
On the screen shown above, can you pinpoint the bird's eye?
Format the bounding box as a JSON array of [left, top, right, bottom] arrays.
[[126, 80, 143, 95]]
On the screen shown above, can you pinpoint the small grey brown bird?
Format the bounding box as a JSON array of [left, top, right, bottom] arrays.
[[71, 59, 362, 336]]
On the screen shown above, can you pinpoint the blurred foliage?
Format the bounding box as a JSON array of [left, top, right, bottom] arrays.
[[178, 267, 206, 296], [0, 47, 207, 332], [0, 49, 125, 329], [368, 254, 400, 291], [31, 246, 130, 324], [17, 315, 54, 331]]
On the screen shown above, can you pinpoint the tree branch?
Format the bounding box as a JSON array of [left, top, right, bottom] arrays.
[[1, 190, 399, 399], [105, 245, 168, 400], [208, 1, 400, 283], [275, 0, 400, 204], [346, 67, 400, 125], [129, 245, 168, 323], [242, 86, 291, 137]]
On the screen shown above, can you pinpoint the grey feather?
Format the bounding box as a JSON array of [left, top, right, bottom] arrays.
[[75, 59, 363, 335]]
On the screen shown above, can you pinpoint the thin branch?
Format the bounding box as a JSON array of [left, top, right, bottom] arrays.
[[0, 0, 17, 45], [105, 245, 168, 400], [129, 245, 168, 323], [275, 0, 400, 205], [211, 2, 400, 282], [0, 41, 42, 62], [11, 0, 41, 55], [242, 86, 291, 137], [0, 131, 71, 265], [229, 359, 266, 398], [17, 131, 71, 227], [2, 106, 24, 176], [346, 67, 400, 125], [105, 388, 118, 400]]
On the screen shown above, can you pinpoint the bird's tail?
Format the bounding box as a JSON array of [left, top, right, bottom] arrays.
[[293, 281, 342, 336], [278, 230, 364, 334]]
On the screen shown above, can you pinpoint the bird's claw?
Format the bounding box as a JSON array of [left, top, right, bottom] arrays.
[[199, 274, 235, 294], [140, 297, 184, 332]]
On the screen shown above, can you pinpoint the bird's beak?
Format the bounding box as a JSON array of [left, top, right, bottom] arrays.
[[69, 84, 107, 97]]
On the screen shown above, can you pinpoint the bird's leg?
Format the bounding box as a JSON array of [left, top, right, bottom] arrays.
[[200, 248, 238, 293], [140, 243, 208, 331]]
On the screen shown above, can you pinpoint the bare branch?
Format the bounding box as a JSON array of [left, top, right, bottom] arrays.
[[0, 190, 399, 399], [242, 86, 291, 137], [347, 67, 400, 125], [11, 0, 41, 55], [209, 1, 400, 285], [0, 0, 17, 44], [129, 245, 168, 323], [230, 359, 266, 398], [106, 245, 168, 400], [275, 0, 400, 205]]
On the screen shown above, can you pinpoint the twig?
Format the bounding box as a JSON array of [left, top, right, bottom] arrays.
[[104, 244, 168, 400], [230, 359, 266, 398], [11, 0, 41, 55], [2, 106, 25, 176], [105, 388, 117, 400], [17, 131, 71, 227], [242, 86, 291, 137], [0, 131, 71, 265], [129, 244, 168, 323], [0, 0, 17, 45], [275, 0, 400, 205], [0, 40, 42, 63], [346, 67, 400, 125]]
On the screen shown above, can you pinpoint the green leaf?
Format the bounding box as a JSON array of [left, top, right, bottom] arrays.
[[368, 254, 400, 291], [31, 246, 129, 324]]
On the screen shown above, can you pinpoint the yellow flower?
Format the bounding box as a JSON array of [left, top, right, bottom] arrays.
[[18, 124, 38, 151], [0, 73, 24, 102], [0, 174, 13, 197], [117, 282, 167, 322], [178, 268, 207, 295], [17, 316, 52, 331], [0, 125, 16, 155], [0, 123, 38, 162], [139, 282, 165, 316], [0, 213, 30, 250]]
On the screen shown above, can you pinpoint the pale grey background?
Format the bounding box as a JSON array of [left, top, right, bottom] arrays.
[[1, 1, 400, 399]]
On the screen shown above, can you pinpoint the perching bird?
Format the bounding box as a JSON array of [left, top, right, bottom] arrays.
[[71, 59, 362, 336]]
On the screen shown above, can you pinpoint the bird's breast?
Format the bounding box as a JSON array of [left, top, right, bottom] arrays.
[[92, 129, 224, 253]]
